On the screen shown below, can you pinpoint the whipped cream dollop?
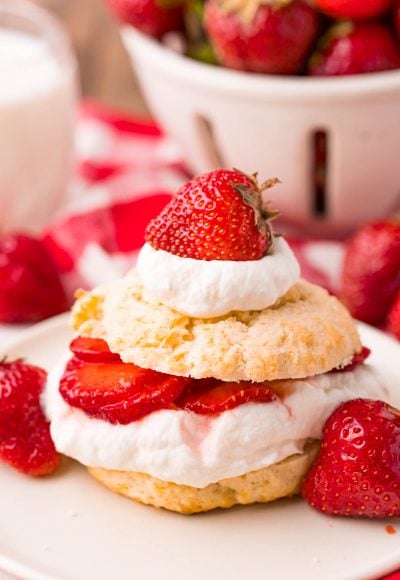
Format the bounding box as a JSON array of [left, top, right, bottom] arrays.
[[44, 357, 389, 488], [136, 238, 300, 318]]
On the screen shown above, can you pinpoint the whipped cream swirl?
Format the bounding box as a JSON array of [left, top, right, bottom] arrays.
[[136, 238, 300, 318]]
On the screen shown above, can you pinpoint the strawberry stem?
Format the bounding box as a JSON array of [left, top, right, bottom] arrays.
[[219, 0, 294, 24], [259, 177, 281, 192], [231, 171, 280, 256]]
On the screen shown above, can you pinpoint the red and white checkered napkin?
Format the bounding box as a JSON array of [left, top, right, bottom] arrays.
[[24, 102, 395, 580], [42, 102, 345, 299]]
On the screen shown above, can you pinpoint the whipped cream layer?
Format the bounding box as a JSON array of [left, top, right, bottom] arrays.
[[44, 358, 389, 488], [136, 238, 300, 318]]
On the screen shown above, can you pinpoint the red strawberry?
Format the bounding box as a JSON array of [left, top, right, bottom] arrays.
[[177, 380, 278, 414], [302, 399, 400, 518], [204, 0, 319, 74], [341, 218, 400, 325], [315, 0, 392, 20], [0, 361, 61, 476], [106, 0, 183, 39], [0, 234, 69, 324], [332, 346, 371, 373], [309, 23, 400, 76], [60, 358, 191, 424], [70, 336, 122, 363], [387, 291, 400, 339], [145, 169, 279, 261], [396, 0, 400, 39]]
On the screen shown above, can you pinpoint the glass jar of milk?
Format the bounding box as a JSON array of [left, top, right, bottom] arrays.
[[0, 0, 77, 233]]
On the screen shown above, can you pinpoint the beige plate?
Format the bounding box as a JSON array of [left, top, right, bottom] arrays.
[[1, 315, 400, 580]]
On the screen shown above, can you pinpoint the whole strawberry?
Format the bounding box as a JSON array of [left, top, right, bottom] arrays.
[[341, 218, 400, 325], [203, 0, 319, 74], [0, 234, 69, 324], [106, 0, 183, 38], [0, 360, 61, 476], [315, 0, 392, 20], [309, 23, 400, 76], [302, 399, 400, 518], [145, 169, 279, 261], [387, 291, 400, 339]]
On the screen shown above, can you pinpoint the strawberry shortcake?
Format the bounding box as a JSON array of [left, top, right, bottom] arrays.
[[44, 169, 389, 513]]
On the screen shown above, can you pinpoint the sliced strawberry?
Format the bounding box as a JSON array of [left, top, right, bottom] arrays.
[[59, 361, 191, 424], [0, 361, 61, 476], [332, 346, 371, 373], [85, 374, 192, 423], [70, 336, 121, 363], [177, 380, 278, 414]]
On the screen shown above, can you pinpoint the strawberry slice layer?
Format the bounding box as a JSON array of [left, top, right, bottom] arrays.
[[85, 375, 193, 424], [177, 381, 278, 415], [60, 338, 373, 424], [59, 357, 191, 424], [332, 346, 371, 373], [70, 336, 121, 363]]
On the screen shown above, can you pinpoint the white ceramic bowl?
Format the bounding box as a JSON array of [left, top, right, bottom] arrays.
[[122, 26, 400, 236]]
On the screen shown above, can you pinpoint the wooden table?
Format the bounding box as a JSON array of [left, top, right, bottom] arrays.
[[31, 0, 149, 116]]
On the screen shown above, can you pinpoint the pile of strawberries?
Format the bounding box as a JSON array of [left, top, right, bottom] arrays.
[[106, 0, 400, 76]]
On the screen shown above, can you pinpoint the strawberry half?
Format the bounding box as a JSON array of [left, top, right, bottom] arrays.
[[177, 380, 278, 414], [204, 0, 319, 75], [315, 0, 392, 20], [341, 218, 400, 325], [302, 399, 400, 518], [70, 336, 121, 363], [309, 23, 400, 76], [0, 360, 61, 476], [59, 357, 191, 424], [145, 169, 279, 261], [0, 234, 69, 323]]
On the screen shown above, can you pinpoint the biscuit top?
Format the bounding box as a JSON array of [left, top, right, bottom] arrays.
[[71, 272, 361, 382]]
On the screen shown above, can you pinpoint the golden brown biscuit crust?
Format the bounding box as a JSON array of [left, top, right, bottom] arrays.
[[71, 272, 361, 382], [88, 441, 319, 514]]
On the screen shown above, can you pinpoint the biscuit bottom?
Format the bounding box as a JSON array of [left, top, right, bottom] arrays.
[[88, 441, 319, 514]]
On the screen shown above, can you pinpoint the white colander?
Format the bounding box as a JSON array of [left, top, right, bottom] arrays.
[[122, 26, 400, 236]]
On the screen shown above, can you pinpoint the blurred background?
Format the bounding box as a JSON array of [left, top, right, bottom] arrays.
[[0, 0, 399, 337], [31, 0, 148, 115]]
